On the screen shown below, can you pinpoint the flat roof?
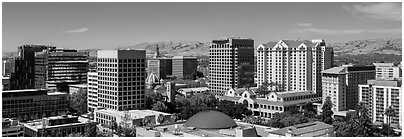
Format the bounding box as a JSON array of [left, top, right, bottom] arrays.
[[136, 121, 271, 137], [95, 109, 171, 119], [268, 121, 333, 136], [24, 116, 93, 131], [178, 87, 209, 92], [68, 84, 88, 88], [274, 90, 315, 98]]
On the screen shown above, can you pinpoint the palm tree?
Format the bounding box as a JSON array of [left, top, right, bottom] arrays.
[[384, 106, 395, 137]]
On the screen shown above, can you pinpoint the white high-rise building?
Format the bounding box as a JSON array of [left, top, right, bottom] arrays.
[[87, 71, 98, 112], [256, 39, 333, 95], [97, 50, 146, 111], [359, 79, 402, 128]]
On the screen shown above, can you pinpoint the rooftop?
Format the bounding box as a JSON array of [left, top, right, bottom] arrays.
[[95, 109, 171, 119], [68, 84, 88, 88], [274, 90, 315, 98], [373, 63, 396, 67], [322, 66, 346, 74], [268, 121, 333, 136], [23, 116, 93, 131], [178, 87, 209, 92]]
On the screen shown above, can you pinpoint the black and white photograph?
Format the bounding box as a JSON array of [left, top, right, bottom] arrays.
[[1, 1, 402, 137]]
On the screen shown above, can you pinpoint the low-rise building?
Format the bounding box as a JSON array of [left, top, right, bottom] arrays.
[[219, 88, 321, 118], [359, 79, 402, 128], [94, 109, 172, 127], [2, 89, 69, 121], [2, 118, 24, 137], [23, 115, 97, 137], [177, 87, 209, 97], [135, 110, 274, 137], [267, 121, 335, 137], [68, 84, 87, 95]]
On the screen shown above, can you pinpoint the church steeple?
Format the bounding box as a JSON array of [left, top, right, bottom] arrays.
[[154, 45, 160, 58]]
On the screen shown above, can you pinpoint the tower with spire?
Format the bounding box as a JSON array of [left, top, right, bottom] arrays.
[[154, 45, 160, 58]]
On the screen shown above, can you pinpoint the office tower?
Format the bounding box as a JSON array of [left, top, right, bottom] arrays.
[[10, 45, 56, 90], [2, 59, 15, 76], [322, 65, 375, 111], [373, 63, 402, 80], [87, 71, 98, 112], [2, 89, 69, 121], [97, 50, 146, 111], [209, 38, 255, 95], [35, 48, 89, 91], [147, 58, 172, 79], [172, 56, 198, 79], [359, 79, 402, 128], [256, 39, 333, 95]]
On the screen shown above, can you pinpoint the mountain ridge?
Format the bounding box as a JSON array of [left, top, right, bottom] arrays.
[[2, 38, 401, 59]]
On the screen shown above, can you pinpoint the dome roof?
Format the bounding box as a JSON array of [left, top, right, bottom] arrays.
[[185, 110, 237, 129]]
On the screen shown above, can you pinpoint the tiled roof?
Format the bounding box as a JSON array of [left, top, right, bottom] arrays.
[[262, 42, 278, 48], [275, 90, 315, 98]]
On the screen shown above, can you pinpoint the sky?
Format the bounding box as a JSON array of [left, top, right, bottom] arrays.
[[2, 2, 402, 52]]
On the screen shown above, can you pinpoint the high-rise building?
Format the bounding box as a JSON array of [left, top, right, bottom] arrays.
[[373, 63, 402, 80], [256, 39, 333, 95], [2, 89, 69, 121], [172, 56, 198, 79], [97, 50, 146, 111], [147, 58, 172, 79], [87, 71, 98, 112], [322, 65, 375, 111], [35, 48, 89, 90], [2, 59, 15, 76], [359, 79, 402, 128], [209, 38, 255, 95], [10, 45, 56, 90]]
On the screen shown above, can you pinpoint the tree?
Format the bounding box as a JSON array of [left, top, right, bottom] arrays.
[[157, 114, 165, 124], [152, 101, 168, 112], [69, 89, 88, 115], [384, 106, 395, 137], [118, 110, 136, 137], [84, 121, 96, 137], [349, 102, 374, 137], [256, 82, 269, 95], [320, 96, 334, 125], [170, 113, 179, 122]]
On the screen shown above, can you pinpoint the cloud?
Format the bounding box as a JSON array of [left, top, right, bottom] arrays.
[[297, 23, 312, 27], [64, 27, 89, 33], [296, 28, 401, 35], [343, 3, 401, 21]]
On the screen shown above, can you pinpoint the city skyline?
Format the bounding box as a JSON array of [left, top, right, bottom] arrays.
[[3, 2, 402, 52]]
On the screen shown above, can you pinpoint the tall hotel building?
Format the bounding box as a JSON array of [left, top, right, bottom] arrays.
[[359, 79, 402, 127], [256, 39, 333, 95], [322, 65, 375, 111], [97, 50, 146, 111], [209, 38, 255, 95]]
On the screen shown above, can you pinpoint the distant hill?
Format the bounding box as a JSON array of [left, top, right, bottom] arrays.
[[117, 41, 211, 57], [330, 38, 401, 56], [3, 38, 401, 64]]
